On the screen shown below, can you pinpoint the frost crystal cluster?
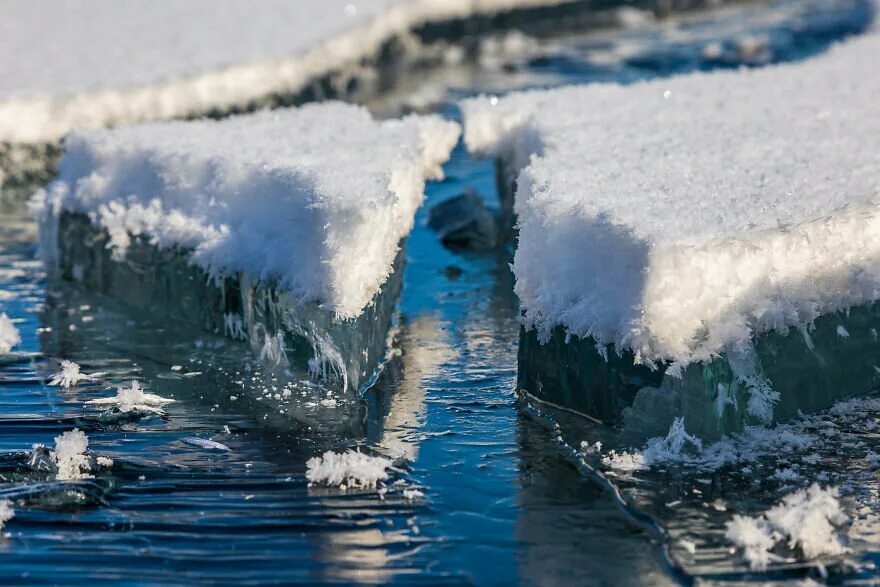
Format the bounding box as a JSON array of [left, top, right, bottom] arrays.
[[306, 450, 392, 489]]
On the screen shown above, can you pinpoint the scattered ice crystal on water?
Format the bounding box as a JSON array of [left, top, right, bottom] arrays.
[[726, 484, 848, 569], [0, 500, 14, 532], [306, 450, 392, 489], [49, 360, 97, 388], [86, 380, 174, 414], [52, 429, 92, 481], [0, 313, 21, 353]]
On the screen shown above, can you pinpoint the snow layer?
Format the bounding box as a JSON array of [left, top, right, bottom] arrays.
[[0, 0, 576, 143], [0, 313, 20, 353], [35, 103, 459, 318], [306, 449, 392, 489], [461, 33, 880, 367]]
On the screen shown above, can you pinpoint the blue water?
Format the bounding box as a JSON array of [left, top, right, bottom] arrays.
[[0, 0, 876, 584]]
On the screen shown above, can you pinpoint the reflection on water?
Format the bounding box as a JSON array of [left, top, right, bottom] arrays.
[[0, 0, 876, 583]]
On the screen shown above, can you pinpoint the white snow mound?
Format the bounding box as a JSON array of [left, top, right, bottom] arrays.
[[0, 0, 579, 143], [34, 103, 460, 319], [461, 33, 880, 367]]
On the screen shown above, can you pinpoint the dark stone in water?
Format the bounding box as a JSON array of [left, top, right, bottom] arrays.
[[428, 191, 500, 252]]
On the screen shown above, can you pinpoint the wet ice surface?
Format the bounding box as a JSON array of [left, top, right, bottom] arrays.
[[0, 0, 876, 584]]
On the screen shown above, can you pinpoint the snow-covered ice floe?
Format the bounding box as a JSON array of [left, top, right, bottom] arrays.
[[462, 33, 880, 439], [32, 102, 459, 393], [0, 0, 674, 146]]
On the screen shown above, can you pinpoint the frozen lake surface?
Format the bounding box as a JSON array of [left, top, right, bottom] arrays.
[[0, 0, 877, 583]]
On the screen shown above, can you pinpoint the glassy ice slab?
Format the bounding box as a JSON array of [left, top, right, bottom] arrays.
[[35, 103, 459, 394], [462, 30, 880, 437]]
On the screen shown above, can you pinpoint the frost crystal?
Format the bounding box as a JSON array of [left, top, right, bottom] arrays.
[[306, 450, 391, 489], [726, 484, 848, 569], [52, 429, 92, 481], [0, 313, 21, 353], [49, 360, 96, 388], [0, 500, 14, 531], [86, 380, 174, 414]]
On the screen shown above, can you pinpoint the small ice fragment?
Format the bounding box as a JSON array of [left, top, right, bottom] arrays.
[[49, 360, 97, 388], [836, 325, 850, 338], [53, 429, 92, 481], [679, 539, 696, 555], [86, 380, 173, 413], [0, 313, 21, 353], [96, 456, 114, 468], [306, 449, 391, 489], [403, 488, 424, 500], [171, 365, 182, 371], [0, 500, 14, 531], [181, 437, 231, 451]]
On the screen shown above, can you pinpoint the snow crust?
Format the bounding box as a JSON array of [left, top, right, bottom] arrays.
[[0, 0, 575, 143], [461, 33, 880, 367], [306, 449, 392, 489], [0, 313, 20, 353], [35, 103, 459, 318], [726, 484, 848, 569]]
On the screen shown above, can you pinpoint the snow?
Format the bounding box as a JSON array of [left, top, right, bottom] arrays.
[[52, 429, 91, 481], [0, 313, 21, 353], [0, 0, 577, 144], [34, 103, 459, 318], [86, 380, 174, 414], [0, 500, 13, 531], [460, 33, 880, 368], [49, 360, 97, 388], [306, 449, 392, 489], [726, 484, 848, 569]]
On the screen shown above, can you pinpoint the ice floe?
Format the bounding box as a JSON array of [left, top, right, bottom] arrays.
[[34, 103, 459, 319], [1, 0, 585, 144], [306, 449, 392, 490], [461, 32, 880, 368]]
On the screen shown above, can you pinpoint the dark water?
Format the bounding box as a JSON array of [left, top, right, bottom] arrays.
[[0, 0, 876, 584]]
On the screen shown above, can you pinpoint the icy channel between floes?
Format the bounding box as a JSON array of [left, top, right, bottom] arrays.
[[0, 0, 584, 144], [461, 31, 880, 368], [32, 103, 459, 319]]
